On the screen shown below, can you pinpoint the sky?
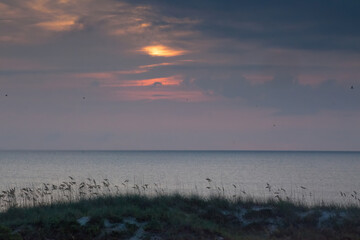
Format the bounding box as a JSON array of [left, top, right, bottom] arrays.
[[0, 0, 359, 151]]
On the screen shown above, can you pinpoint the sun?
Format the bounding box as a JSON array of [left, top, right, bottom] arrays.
[[140, 45, 186, 57]]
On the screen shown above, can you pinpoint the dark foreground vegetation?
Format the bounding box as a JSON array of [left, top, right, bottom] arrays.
[[1, 193, 360, 240]]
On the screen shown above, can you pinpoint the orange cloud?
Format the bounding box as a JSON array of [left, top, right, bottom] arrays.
[[82, 73, 209, 102], [139, 60, 195, 69], [110, 21, 152, 36], [103, 75, 183, 87], [139, 62, 176, 68], [99, 74, 212, 102], [125, 76, 182, 87], [140, 45, 186, 57], [36, 18, 81, 31], [27, 0, 83, 32], [1, 0, 200, 45]]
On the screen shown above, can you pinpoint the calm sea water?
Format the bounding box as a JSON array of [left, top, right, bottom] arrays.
[[0, 151, 359, 204]]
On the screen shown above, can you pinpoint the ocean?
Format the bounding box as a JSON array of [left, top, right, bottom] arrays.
[[0, 150, 359, 205]]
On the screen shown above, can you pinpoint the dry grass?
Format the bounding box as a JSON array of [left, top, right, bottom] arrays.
[[1, 177, 360, 212]]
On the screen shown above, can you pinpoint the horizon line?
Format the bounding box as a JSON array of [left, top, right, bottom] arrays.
[[0, 149, 359, 153]]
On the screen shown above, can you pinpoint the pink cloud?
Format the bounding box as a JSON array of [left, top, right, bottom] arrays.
[[102, 75, 183, 87]]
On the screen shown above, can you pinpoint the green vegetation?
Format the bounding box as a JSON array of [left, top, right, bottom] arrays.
[[1, 177, 360, 239], [1, 193, 360, 240]]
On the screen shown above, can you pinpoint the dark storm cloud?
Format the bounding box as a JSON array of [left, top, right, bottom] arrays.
[[127, 0, 360, 51]]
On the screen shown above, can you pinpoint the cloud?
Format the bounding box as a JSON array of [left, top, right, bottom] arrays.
[[139, 62, 179, 68], [0, 0, 201, 49], [96, 74, 208, 102], [112, 88, 206, 102], [193, 75, 360, 114], [102, 75, 183, 87], [128, 0, 360, 52], [0, 0, 88, 43], [73, 60, 193, 82], [1, 0, 360, 151], [35, 18, 82, 32]]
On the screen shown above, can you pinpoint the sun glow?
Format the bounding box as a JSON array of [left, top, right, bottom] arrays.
[[140, 45, 186, 57]]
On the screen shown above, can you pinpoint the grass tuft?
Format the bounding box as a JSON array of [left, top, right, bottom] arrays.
[[0, 178, 360, 239]]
